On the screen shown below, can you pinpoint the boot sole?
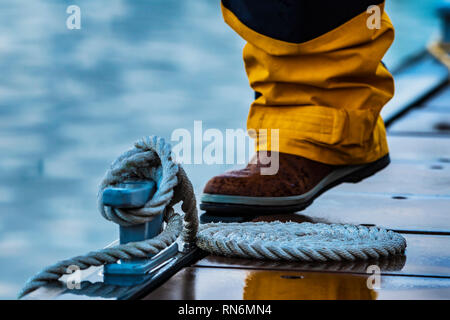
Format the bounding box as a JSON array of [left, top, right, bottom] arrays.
[[200, 154, 390, 215]]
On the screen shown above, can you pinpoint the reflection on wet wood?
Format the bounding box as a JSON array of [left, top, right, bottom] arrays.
[[195, 255, 407, 273], [144, 267, 450, 300]]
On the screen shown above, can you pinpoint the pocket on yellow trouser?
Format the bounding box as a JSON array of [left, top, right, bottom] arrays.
[[253, 114, 389, 165], [248, 105, 380, 147]]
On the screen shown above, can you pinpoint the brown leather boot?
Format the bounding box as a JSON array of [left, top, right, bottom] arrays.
[[200, 152, 390, 214]]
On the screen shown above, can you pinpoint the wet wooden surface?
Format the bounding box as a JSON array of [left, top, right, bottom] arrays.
[[334, 99, 450, 232], [389, 111, 450, 135], [332, 162, 450, 196], [292, 193, 450, 232], [388, 135, 450, 161], [144, 267, 450, 300], [143, 83, 450, 300]]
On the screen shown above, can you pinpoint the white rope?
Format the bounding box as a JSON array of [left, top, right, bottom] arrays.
[[18, 136, 407, 299], [197, 222, 406, 262], [203, 253, 407, 272]]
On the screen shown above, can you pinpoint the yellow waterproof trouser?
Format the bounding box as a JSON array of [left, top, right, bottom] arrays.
[[222, 1, 395, 165]]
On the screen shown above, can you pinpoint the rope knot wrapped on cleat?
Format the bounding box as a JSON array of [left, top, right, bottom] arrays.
[[98, 136, 198, 243], [19, 136, 198, 298]]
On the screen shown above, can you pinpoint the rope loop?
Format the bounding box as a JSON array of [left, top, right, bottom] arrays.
[[98, 136, 181, 226]]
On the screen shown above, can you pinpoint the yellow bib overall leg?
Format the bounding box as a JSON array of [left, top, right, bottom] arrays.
[[221, 0, 394, 165]]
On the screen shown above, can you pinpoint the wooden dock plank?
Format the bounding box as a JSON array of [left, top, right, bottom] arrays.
[[333, 162, 450, 196], [143, 267, 450, 300], [389, 111, 450, 135], [291, 193, 450, 232], [388, 135, 450, 162]]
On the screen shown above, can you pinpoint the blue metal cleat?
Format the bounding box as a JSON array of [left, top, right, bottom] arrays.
[[102, 182, 157, 210], [102, 181, 179, 286]]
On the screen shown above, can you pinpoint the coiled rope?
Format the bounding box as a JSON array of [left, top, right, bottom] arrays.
[[18, 136, 406, 299], [197, 222, 406, 261]]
